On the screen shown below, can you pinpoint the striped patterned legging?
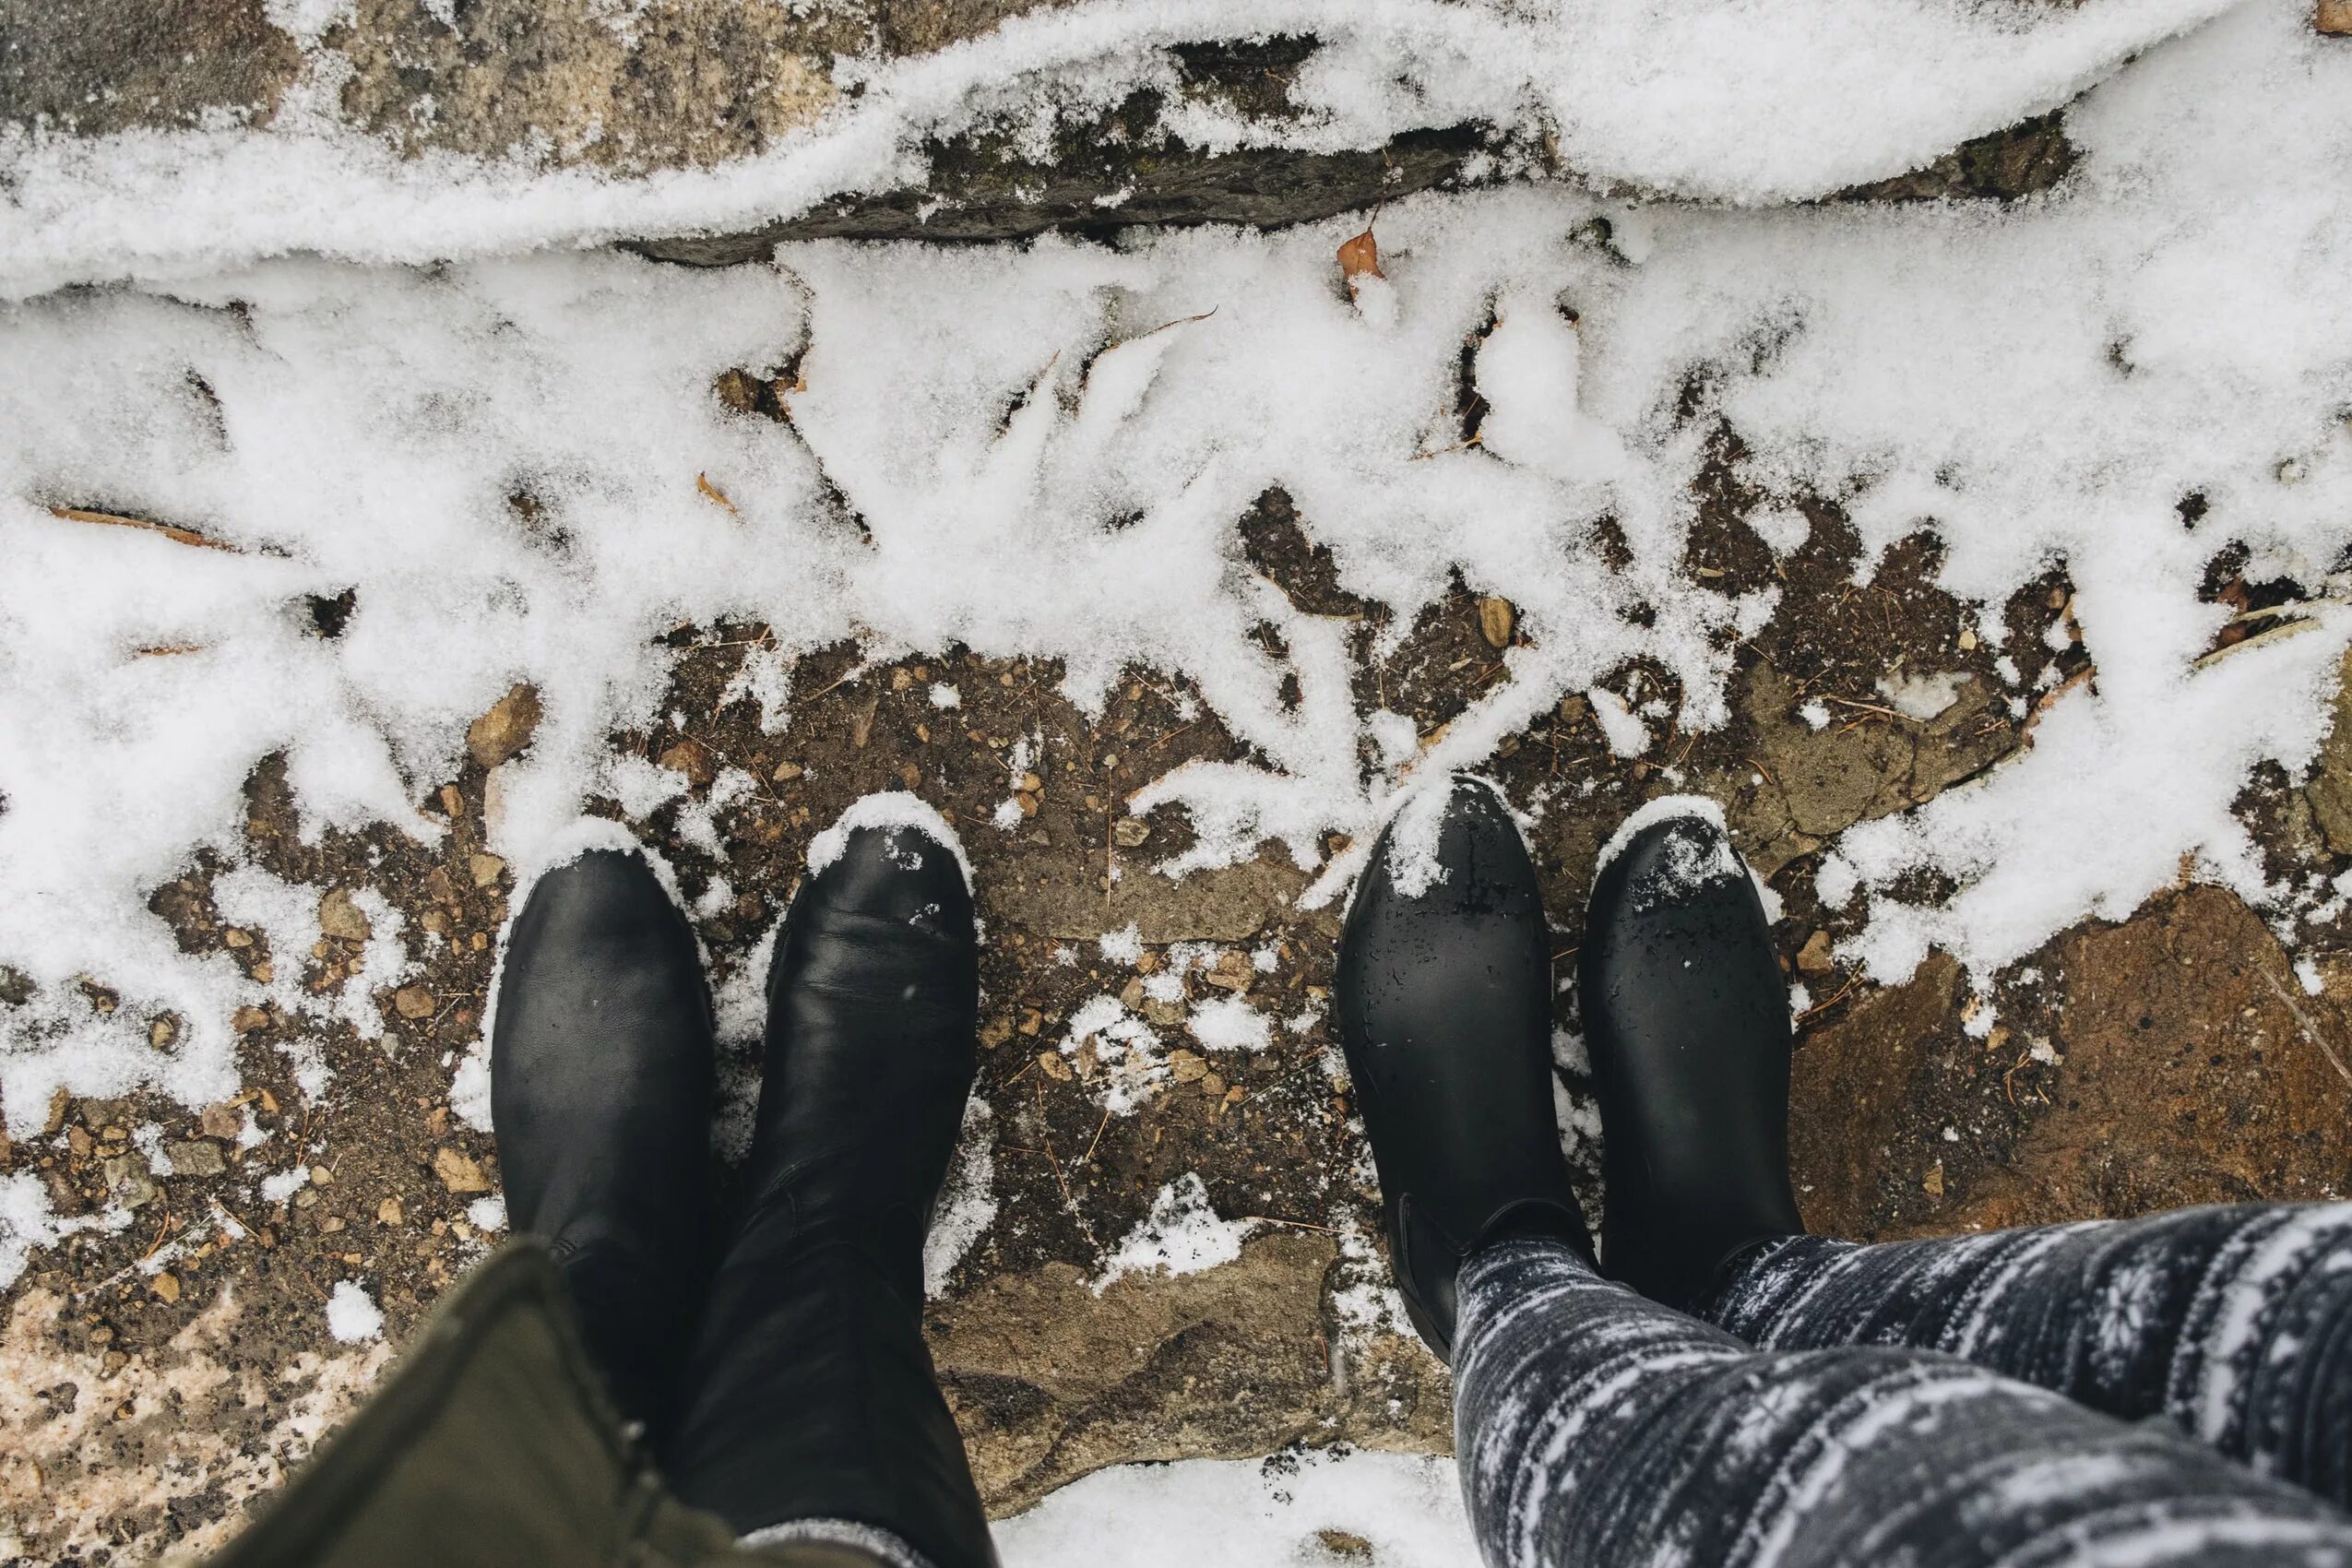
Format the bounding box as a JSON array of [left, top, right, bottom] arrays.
[[1454, 1204, 2352, 1568]]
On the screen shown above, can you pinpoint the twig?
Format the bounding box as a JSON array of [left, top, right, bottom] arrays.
[[1822, 696, 1902, 719], [2256, 964, 2352, 1091], [1796, 975, 1863, 1025], [1078, 1100, 1115, 1169], [1241, 1214, 1336, 1234], [1033, 1075, 1079, 1215]]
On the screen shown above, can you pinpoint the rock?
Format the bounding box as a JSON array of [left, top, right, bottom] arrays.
[[1723, 663, 2017, 879], [928, 1231, 1448, 1516], [150, 1271, 182, 1304], [393, 985, 436, 1020], [466, 683, 542, 769], [1477, 596, 1515, 648], [102, 1154, 159, 1210], [1202, 951, 1253, 992], [318, 887, 372, 944], [1112, 818, 1153, 849], [773, 760, 804, 782], [1794, 886, 2352, 1242], [1795, 930, 1836, 974], [377, 1196, 404, 1227], [1036, 1050, 1074, 1083], [997, 853, 1332, 944], [165, 1140, 227, 1178], [657, 739, 717, 788], [2304, 648, 2352, 853], [232, 1004, 270, 1034], [1169, 1048, 1208, 1083], [0, 0, 303, 140], [2321, 0, 2352, 34], [198, 1102, 242, 1140], [433, 1147, 491, 1194], [5, 0, 2092, 284], [469, 852, 507, 889], [1315, 1530, 1374, 1561]]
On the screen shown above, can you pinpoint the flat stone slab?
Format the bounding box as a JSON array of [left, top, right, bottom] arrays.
[[1, 0, 2084, 270]]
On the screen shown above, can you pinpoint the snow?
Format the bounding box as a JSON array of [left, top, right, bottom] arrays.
[[996, 1449, 1470, 1568], [1098, 922, 1145, 966], [805, 791, 971, 886], [325, 1280, 384, 1343], [1372, 783, 1464, 902], [0, 0, 2242, 300], [0, 1170, 89, 1290], [1593, 794, 1735, 886], [1092, 1173, 1258, 1291], [1586, 690, 1652, 758], [1188, 994, 1272, 1054], [1876, 671, 1970, 722], [922, 1099, 1001, 1297], [6, 3, 2346, 1139], [0, 4, 2346, 1144]]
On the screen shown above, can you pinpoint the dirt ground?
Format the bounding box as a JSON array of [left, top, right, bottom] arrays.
[[7, 399, 2352, 1565]]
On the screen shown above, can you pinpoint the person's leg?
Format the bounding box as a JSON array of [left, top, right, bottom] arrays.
[[664, 797, 996, 1568], [1454, 1231, 2352, 1568], [492, 845, 719, 1446], [1347, 784, 2352, 1568], [1703, 1204, 2352, 1506]]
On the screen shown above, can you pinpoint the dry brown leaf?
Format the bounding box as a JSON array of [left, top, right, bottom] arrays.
[[48, 505, 241, 552], [695, 472, 741, 516], [1337, 226, 1383, 283]]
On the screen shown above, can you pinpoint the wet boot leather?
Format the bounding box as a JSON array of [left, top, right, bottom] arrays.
[[666, 810, 996, 1568], [492, 848, 719, 1446], [1580, 811, 1805, 1309], [1336, 776, 1589, 1363]]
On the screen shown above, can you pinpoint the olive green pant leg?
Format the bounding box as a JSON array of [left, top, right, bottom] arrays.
[[193, 1241, 881, 1568]]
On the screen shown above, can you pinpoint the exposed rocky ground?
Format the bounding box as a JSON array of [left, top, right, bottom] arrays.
[[9, 6, 2352, 1563], [8, 407, 2352, 1562]]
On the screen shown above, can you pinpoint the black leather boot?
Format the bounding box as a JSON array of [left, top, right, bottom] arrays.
[[1580, 808, 1805, 1310], [492, 847, 718, 1445], [1336, 775, 1590, 1363], [665, 801, 996, 1568]]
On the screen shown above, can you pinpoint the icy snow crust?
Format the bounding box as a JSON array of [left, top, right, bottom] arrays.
[[0, 0, 2239, 300], [2, 5, 2351, 1150], [994, 1448, 1470, 1567]]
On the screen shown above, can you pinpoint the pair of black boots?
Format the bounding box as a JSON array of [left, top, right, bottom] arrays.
[[490, 806, 994, 1568], [1335, 777, 1804, 1357], [493, 778, 1799, 1562]]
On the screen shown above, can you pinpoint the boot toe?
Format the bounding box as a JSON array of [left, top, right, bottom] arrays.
[[807, 801, 973, 937], [512, 848, 687, 954], [1591, 811, 1751, 932]]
